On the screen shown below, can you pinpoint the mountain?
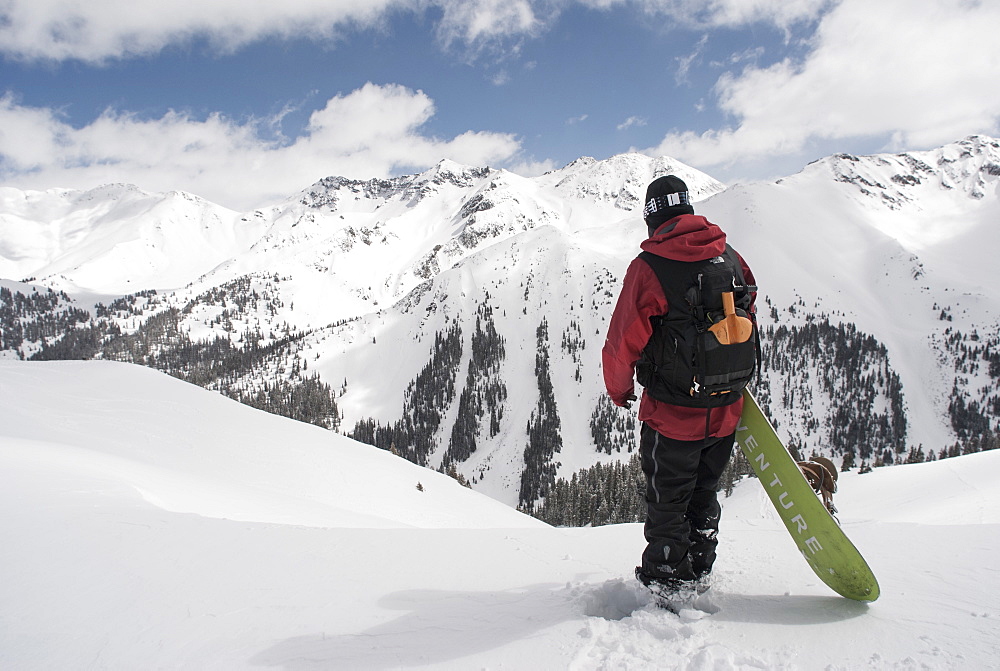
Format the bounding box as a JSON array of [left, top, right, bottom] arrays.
[[1, 155, 725, 322], [0, 184, 266, 296], [2, 359, 998, 668], [534, 152, 726, 206], [1, 139, 998, 513]]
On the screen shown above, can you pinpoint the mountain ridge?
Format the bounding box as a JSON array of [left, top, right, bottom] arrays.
[[2, 137, 998, 510]]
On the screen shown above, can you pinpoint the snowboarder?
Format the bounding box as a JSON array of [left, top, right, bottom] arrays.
[[602, 175, 757, 606]]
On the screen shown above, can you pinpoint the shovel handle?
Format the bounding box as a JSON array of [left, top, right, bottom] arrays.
[[721, 292, 736, 316]]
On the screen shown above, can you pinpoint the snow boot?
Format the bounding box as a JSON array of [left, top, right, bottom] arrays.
[[635, 567, 710, 614]]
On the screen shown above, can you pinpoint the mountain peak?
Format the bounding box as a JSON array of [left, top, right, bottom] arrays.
[[788, 134, 1000, 209], [77, 183, 146, 202], [956, 134, 1000, 151], [535, 152, 725, 210], [430, 157, 476, 175], [415, 159, 491, 187]]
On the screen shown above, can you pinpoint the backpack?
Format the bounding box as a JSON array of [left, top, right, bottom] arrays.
[[634, 245, 758, 408]]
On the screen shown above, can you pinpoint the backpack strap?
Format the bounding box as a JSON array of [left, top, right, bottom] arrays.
[[722, 245, 762, 389], [638, 250, 691, 316], [722, 245, 757, 307]]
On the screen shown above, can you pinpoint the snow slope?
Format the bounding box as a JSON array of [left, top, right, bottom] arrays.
[[2, 361, 998, 669], [0, 184, 265, 293], [0, 360, 537, 530]]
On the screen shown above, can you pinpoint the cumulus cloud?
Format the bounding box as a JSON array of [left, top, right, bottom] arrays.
[[0, 0, 832, 63], [0, 85, 521, 210], [0, 0, 552, 63], [0, 0, 401, 62], [647, 0, 1000, 168]]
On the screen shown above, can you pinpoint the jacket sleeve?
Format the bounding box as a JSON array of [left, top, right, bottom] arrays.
[[602, 258, 668, 406]]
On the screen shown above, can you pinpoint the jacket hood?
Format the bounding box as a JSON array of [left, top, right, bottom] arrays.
[[640, 214, 727, 262]]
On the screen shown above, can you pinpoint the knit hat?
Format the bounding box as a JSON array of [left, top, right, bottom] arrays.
[[643, 175, 694, 232]]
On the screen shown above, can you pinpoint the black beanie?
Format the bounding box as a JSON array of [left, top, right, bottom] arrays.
[[643, 175, 694, 233]]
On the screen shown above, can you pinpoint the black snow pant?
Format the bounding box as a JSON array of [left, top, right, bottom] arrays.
[[638, 422, 734, 582]]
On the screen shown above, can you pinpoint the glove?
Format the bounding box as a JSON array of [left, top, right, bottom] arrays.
[[617, 393, 638, 409]]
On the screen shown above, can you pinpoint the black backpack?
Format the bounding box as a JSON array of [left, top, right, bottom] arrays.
[[634, 245, 758, 408]]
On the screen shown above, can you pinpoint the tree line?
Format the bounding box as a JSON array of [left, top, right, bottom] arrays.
[[443, 300, 508, 467], [5, 280, 341, 431], [518, 317, 563, 511]]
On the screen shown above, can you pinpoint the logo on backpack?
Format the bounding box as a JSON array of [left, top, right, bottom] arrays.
[[635, 246, 758, 408]]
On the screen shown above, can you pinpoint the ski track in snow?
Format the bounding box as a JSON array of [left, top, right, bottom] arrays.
[[2, 361, 999, 669]]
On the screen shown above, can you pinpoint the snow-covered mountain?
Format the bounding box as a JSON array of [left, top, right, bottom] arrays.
[[2, 360, 997, 669], [1, 138, 998, 511], [0, 184, 266, 296]]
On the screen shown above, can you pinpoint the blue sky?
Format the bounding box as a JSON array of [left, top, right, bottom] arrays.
[[1, 0, 998, 210]]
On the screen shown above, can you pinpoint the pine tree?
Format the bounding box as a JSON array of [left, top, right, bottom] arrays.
[[530, 453, 646, 527]]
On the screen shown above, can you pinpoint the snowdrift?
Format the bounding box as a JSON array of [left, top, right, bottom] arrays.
[[0, 360, 541, 530], [2, 361, 998, 669]]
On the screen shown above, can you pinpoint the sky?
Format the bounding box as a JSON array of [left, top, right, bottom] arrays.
[[1, 0, 999, 211]]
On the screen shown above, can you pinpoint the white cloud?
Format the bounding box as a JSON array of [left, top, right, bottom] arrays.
[[592, 0, 830, 30], [647, 0, 1000, 168], [567, 114, 589, 125], [0, 0, 401, 62], [0, 0, 831, 63], [709, 45, 765, 69], [0, 85, 521, 210], [491, 70, 512, 86], [680, 0, 831, 30], [617, 116, 647, 131], [432, 0, 541, 46], [675, 34, 708, 86], [0, 0, 552, 63]]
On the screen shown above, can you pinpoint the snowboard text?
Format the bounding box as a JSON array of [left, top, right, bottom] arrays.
[[737, 422, 825, 557]]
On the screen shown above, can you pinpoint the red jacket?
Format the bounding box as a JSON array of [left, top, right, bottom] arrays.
[[602, 214, 757, 441]]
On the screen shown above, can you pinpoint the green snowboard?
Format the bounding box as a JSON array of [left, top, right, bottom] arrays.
[[735, 389, 880, 601]]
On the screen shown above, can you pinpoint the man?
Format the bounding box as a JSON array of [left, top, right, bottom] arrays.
[[602, 175, 757, 604]]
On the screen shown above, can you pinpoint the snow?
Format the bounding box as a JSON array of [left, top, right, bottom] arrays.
[[0, 184, 265, 293], [3, 360, 998, 669], [3, 139, 1000, 510]]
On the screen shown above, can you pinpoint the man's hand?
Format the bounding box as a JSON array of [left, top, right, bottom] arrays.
[[616, 393, 638, 409]]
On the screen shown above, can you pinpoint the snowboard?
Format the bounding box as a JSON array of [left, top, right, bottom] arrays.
[[735, 389, 880, 602]]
